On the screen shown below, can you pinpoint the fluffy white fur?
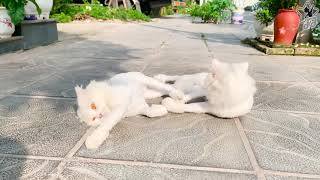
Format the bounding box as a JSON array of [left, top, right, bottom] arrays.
[[155, 59, 257, 118], [75, 72, 184, 149]]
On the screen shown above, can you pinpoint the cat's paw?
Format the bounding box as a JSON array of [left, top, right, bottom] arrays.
[[146, 104, 168, 117], [169, 90, 184, 101], [153, 74, 167, 83], [162, 97, 185, 113], [85, 130, 109, 150]]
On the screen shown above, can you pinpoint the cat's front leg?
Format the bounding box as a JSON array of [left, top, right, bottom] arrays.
[[85, 98, 130, 150], [162, 97, 210, 114], [140, 75, 184, 100], [85, 129, 110, 149]]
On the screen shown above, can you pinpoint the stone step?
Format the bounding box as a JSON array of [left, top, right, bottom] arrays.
[[0, 36, 24, 54]]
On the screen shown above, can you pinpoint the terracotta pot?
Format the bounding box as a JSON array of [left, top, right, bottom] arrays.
[[0, 7, 15, 39], [274, 9, 300, 46]]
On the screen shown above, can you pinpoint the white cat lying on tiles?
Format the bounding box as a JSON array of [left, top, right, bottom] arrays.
[[155, 59, 257, 118], [75, 72, 184, 149]]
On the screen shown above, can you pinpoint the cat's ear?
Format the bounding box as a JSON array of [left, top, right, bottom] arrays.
[[75, 86, 87, 104], [75, 85, 85, 98]]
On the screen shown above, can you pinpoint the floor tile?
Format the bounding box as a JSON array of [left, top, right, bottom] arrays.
[[240, 111, 320, 174]]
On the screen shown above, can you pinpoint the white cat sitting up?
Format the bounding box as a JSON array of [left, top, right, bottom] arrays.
[[155, 59, 257, 118], [75, 72, 184, 149]]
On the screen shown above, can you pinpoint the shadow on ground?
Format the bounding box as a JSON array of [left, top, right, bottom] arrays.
[[0, 31, 146, 178], [0, 138, 26, 180]]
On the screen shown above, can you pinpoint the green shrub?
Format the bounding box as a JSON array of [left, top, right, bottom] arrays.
[[51, 2, 150, 23], [255, 9, 273, 26], [125, 9, 151, 21], [313, 24, 320, 40], [52, 0, 72, 14], [160, 5, 174, 16], [187, 0, 234, 23], [51, 13, 73, 23], [254, 0, 300, 26]]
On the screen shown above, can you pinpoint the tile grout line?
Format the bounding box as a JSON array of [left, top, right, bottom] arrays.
[[0, 154, 63, 161], [2, 71, 58, 97], [293, 70, 320, 91], [71, 156, 256, 174], [234, 118, 266, 180], [256, 80, 320, 84], [2, 152, 320, 178], [263, 169, 320, 179], [6, 94, 76, 100], [5, 95, 320, 114], [253, 109, 320, 115], [47, 126, 96, 180], [140, 40, 167, 73]]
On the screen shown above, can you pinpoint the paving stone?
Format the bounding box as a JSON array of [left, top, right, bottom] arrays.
[[0, 97, 87, 156], [41, 41, 140, 61], [2, 13, 320, 180], [76, 114, 253, 170], [293, 67, 320, 82], [249, 64, 306, 82], [266, 175, 318, 180], [59, 161, 257, 180], [144, 58, 210, 76], [0, 157, 58, 180], [0, 63, 54, 95], [254, 82, 320, 113], [14, 59, 135, 98], [240, 110, 320, 175]]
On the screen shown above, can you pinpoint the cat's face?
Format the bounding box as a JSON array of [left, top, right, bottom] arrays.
[[75, 81, 111, 126]]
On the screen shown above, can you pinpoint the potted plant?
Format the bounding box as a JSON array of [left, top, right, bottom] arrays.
[[0, 3, 15, 38], [253, 0, 281, 39], [188, 0, 235, 23], [254, 9, 274, 39], [0, 0, 41, 25], [273, 0, 300, 46]]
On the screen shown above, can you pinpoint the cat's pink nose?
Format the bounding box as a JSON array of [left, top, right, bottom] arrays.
[[92, 117, 96, 121]]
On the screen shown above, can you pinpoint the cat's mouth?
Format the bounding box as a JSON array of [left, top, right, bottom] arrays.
[[92, 113, 103, 121]]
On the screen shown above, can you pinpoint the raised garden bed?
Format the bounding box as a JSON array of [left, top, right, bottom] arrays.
[[0, 19, 58, 55], [13, 19, 58, 50], [242, 38, 320, 56], [0, 36, 24, 54]]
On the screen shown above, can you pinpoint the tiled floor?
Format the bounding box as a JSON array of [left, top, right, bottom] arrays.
[[0, 14, 320, 180]]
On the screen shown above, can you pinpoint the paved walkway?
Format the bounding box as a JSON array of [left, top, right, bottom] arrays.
[[0, 15, 320, 180]]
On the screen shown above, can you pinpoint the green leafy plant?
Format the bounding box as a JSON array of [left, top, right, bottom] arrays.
[[0, 0, 41, 25], [160, 5, 174, 16], [313, 23, 320, 40], [255, 8, 273, 26], [187, 0, 235, 23], [50, 1, 150, 23], [254, 0, 299, 26], [280, 0, 299, 9], [51, 13, 72, 23], [52, 0, 72, 14]]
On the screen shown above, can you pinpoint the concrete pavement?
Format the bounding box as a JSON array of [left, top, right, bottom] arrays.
[[0, 15, 320, 180]]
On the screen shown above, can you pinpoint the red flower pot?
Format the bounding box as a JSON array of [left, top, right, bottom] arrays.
[[274, 9, 300, 46]]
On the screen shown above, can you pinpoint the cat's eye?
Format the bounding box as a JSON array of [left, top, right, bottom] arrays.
[[90, 103, 97, 110]]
